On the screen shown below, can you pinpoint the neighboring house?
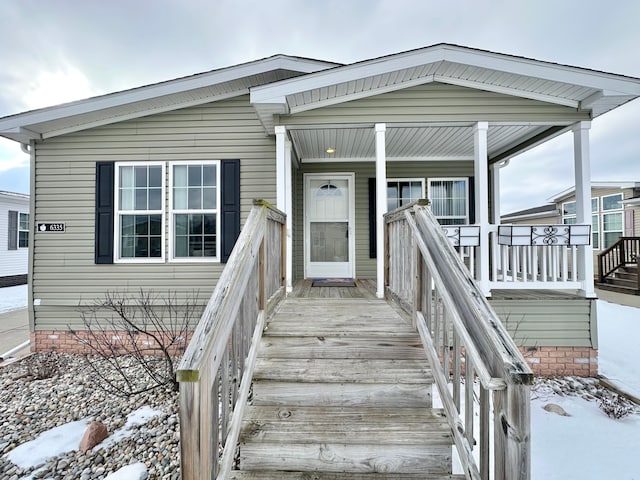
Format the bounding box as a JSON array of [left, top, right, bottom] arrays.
[[0, 191, 29, 287], [502, 182, 640, 275], [1, 44, 640, 376]]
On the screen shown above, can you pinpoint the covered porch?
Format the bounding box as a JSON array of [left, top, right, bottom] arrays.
[[244, 43, 640, 300], [272, 120, 596, 298]]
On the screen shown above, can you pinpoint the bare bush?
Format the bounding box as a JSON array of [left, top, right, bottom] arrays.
[[71, 289, 200, 396], [24, 351, 64, 379], [598, 394, 633, 419]]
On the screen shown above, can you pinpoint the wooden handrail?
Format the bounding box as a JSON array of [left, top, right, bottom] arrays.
[[385, 202, 533, 480], [598, 237, 640, 282], [177, 200, 286, 480]]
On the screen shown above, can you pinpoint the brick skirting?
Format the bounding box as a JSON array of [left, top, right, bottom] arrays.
[[31, 330, 191, 356], [31, 331, 598, 377], [520, 346, 598, 376]]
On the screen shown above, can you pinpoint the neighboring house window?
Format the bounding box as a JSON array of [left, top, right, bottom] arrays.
[[169, 161, 219, 261], [428, 178, 468, 225], [601, 193, 623, 249], [387, 178, 424, 211], [19, 213, 29, 248], [114, 163, 165, 262], [562, 199, 599, 248], [7, 210, 28, 250]]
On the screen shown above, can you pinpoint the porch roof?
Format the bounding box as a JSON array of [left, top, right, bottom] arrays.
[[253, 44, 640, 163]]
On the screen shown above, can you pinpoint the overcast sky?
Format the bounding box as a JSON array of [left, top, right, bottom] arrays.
[[1, 0, 639, 214]]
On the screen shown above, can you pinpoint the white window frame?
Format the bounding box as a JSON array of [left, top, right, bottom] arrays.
[[387, 178, 425, 211], [562, 198, 600, 249], [18, 212, 29, 248], [601, 193, 624, 249], [114, 162, 166, 263], [169, 160, 220, 263], [427, 177, 469, 225]]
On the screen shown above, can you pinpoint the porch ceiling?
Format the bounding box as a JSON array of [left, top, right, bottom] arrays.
[[289, 123, 556, 163]]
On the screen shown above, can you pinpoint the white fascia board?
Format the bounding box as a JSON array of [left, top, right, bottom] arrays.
[[251, 44, 640, 106], [0, 56, 335, 136]]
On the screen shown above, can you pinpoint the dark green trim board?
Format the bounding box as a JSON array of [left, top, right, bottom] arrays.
[[94, 161, 115, 264]]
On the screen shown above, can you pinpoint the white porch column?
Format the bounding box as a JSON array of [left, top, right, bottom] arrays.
[[491, 162, 502, 225], [275, 126, 293, 292], [375, 123, 387, 299], [474, 122, 491, 296], [573, 121, 596, 298]]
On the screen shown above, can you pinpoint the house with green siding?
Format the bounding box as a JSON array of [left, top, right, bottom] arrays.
[[1, 44, 640, 375]]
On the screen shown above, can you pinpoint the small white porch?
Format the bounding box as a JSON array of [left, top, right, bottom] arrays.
[[272, 120, 596, 299]]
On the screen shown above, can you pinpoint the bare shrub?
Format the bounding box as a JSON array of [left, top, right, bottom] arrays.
[[24, 351, 64, 379], [598, 394, 633, 419], [71, 289, 200, 396]]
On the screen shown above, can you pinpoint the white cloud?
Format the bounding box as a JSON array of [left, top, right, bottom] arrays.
[[22, 64, 96, 110], [0, 139, 29, 173]]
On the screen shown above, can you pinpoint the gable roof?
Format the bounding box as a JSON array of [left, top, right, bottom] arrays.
[[251, 43, 640, 122], [501, 203, 559, 222], [0, 55, 339, 144], [548, 181, 640, 203], [1, 43, 640, 154]]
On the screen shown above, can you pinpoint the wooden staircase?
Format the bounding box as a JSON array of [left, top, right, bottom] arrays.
[[597, 265, 640, 295], [231, 297, 463, 479]]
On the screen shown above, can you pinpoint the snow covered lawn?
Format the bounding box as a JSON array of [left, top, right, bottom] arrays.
[[0, 284, 27, 314]]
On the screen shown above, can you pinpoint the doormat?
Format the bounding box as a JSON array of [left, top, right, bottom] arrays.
[[312, 278, 356, 287]]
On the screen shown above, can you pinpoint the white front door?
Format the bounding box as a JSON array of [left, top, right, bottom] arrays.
[[304, 173, 355, 278]]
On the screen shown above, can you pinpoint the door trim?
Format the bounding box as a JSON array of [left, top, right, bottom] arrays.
[[303, 173, 356, 279]]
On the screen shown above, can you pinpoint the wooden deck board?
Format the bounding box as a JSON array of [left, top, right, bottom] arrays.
[[253, 358, 433, 383], [230, 472, 465, 480], [236, 295, 453, 477]]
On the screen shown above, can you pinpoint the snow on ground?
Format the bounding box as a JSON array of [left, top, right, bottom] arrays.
[[5, 418, 90, 469], [1, 285, 639, 479], [531, 392, 639, 480], [103, 462, 147, 480], [0, 284, 27, 314], [98, 406, 163, 449], [597, 300, 640, 399]]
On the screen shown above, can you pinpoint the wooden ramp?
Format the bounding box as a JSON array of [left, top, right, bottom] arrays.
[[232, 296, 464, 479]]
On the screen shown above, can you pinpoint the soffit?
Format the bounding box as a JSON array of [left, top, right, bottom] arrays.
[[290, 124, 552, 163]]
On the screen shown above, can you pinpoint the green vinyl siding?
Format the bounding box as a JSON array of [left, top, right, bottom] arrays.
[[31, 95, 277, 329], [294, 160, 474, 280], [489, 298, 597, 348], [279, 83, 591, 126]]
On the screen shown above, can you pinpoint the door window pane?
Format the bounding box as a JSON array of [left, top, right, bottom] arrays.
[[310, 222, 348, 262]]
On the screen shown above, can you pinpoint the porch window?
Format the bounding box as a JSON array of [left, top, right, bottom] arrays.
[[428, 178, 468, 225], [170, 161, 219, 261], [115, 163, 165, 262], [18, 213, 29, 248], [387, 179, 424, 211]]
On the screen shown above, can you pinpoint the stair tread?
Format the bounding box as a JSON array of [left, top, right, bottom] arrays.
[[229, 472, 465, 479], [253, 358, 433, 383]]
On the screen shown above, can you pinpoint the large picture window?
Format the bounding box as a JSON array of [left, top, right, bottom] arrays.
[[115, 163, 165, 262], [428, 178, 468, 225], [170, 162, 219, 261]]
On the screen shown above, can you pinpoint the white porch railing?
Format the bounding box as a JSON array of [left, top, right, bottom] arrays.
[[442, 223, 592, 291]]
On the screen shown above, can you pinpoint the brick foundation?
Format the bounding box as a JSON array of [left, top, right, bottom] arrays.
[[32, 330, 191, 356], [519, 346, 598, 377]]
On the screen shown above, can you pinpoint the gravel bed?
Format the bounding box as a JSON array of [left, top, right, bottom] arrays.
[[0, 353, 180, 479]]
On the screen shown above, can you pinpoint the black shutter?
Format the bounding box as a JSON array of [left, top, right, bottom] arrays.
[[368, 178, 377, 258], [221, 159, 241, 263], [7, 210, 17, 250], [95, 162, 114, 264], [468, 176, 476, 225]]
